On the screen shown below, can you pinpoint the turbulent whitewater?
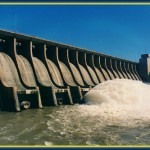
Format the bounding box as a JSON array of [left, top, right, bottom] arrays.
[[0, 79, 150, 145], [84, 79, 150, 110]]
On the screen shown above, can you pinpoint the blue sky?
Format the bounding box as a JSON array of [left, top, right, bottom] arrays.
[[0, 5, 150, 61]]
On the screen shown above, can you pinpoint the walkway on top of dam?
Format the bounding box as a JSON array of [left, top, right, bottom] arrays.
[[0, 29, 137, 64]]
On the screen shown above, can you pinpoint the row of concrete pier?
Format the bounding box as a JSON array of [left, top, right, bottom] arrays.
[[0, 30, 141, 111]]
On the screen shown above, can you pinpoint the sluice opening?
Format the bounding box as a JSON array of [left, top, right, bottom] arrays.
[[20, 101, 31, 110]]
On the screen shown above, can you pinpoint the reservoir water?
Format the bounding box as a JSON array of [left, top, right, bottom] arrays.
[[0, 79, 150, 145]]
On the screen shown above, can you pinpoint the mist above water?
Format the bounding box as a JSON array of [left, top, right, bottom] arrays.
[[84, 79, 150, 111]]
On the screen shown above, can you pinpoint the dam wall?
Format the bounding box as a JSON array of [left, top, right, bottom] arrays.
[[0, 30, 141, 112]]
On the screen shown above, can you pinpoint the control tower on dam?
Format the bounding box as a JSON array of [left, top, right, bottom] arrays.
[[139, 54, 150, 82], [0, 30, 146, 112]]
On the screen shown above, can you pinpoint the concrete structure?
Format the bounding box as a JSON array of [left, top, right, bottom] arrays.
[[0, 30, 142, 112], [139, 54, 150, 82]]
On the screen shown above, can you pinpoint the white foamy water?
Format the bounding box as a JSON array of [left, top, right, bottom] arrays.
[[84, 79, 150, 111], [44, 79, 150, 145]]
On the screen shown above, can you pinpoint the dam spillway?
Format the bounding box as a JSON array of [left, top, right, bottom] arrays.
[[0, 30, 142, 112]]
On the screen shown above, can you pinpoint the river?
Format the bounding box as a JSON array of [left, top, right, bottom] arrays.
[[0, 79, 150, 145]]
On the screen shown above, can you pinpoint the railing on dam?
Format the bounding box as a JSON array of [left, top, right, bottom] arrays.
[[0, 30, 141, 112]]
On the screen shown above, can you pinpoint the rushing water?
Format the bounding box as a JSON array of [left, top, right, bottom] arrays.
[[1, 79, 150, 145]]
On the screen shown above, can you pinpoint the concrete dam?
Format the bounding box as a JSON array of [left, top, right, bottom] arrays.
[[0, 30, 144, 112]]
